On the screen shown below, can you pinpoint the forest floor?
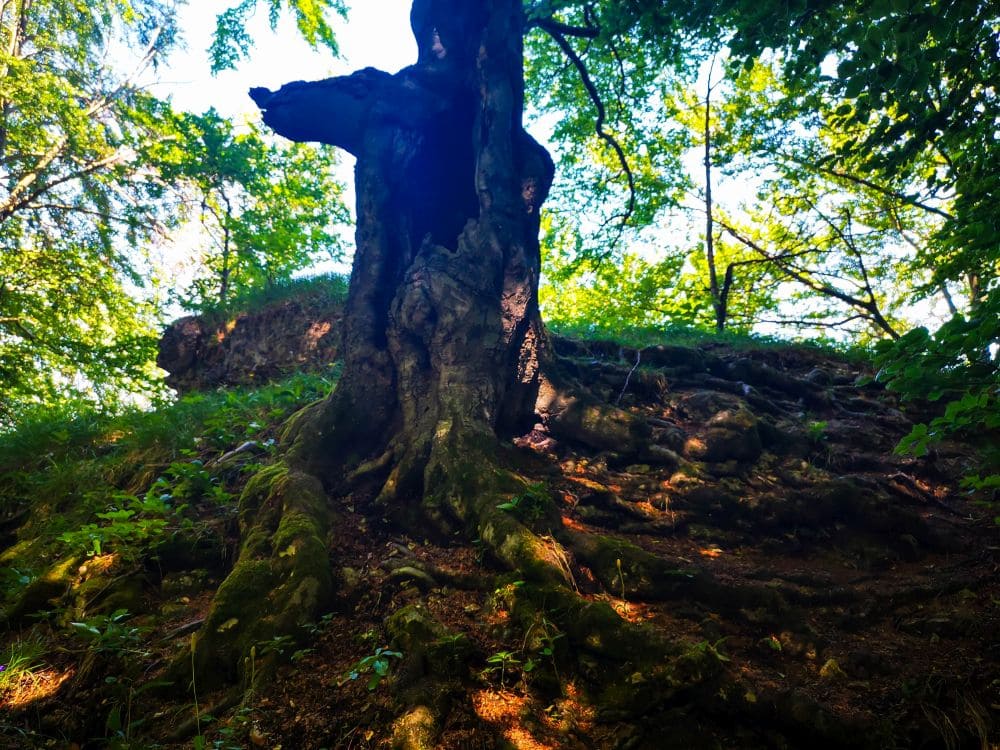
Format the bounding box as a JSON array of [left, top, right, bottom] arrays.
[[0, 317, 998, 749]]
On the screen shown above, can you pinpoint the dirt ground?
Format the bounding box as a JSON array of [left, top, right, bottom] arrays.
[[2, 337, 998, 749]]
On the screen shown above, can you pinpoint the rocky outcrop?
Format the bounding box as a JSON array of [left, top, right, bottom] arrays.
[[157, 296, 343, 393]]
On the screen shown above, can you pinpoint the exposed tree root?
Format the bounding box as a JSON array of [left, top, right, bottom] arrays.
[[181, 462, 335, 688]]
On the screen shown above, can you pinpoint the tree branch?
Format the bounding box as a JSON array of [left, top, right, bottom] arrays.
[[718, 219, 900, 339], [787, 155, 954, 221], [0, 148, 127, 224], [756, 314, 870, 330], [528, 17, 600, 39], [544, 25, 636, 246]]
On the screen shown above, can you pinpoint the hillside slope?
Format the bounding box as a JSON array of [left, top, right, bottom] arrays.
[[0, 314, 996, 749]]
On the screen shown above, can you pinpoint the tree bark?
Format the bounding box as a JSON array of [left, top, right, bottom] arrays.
[[179, 1, 724, 709], [250, 0, 555, 534]]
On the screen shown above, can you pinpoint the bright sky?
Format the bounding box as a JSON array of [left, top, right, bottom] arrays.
[[154, 1, 416, 120]]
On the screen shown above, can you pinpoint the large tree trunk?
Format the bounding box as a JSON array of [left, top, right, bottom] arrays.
[[254, 0, 553, 527], [186, 0, 653, 711], [184, 0, 553, 687]]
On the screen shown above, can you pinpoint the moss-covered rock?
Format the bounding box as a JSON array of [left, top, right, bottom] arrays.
[[391, 705, 438, 750], [3, 555, 77, 623]]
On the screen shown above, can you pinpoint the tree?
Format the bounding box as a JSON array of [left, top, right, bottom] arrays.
[[527, 0, 996, 331], [153, 109, 348, 310], [186, 0, 675, 702], [171, 5, 999, 737], [0, 0, 352, 422], [0, 0, 179, 421]]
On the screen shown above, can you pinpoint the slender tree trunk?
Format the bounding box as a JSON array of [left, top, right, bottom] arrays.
[[702, 56, 724, 333], [219, 216, 231, 306]]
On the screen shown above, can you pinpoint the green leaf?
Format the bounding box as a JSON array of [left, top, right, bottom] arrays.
[[70, 622, 102, 638]]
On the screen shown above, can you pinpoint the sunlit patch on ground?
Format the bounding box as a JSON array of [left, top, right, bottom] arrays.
[[470, 681, 598, 749], [547, 681, 595, 734], [471, 689, 553, 749], [0, 668, 73, 710]]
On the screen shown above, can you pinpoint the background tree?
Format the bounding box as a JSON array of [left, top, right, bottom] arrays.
[[529, 0, 997, 486], [0, 0, 179, 422], [153, 109, 348, 311], [0, 0, 352, 423]]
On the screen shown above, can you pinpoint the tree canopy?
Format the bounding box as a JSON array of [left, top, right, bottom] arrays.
[[0, 0, 349, 423], [1, 0, 996, 472], [525, 0, 998, 481]]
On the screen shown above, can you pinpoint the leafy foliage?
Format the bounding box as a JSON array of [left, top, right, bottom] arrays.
[[0, 370, 337, 608], [529, 0, 992, 336], [0, 0, 350, 423], [152, 110, 349, 312], [209, 0, 348, 73], [70, 609, 149, 655], [344, 647, 402, 691], [0, 0, 180, 421], [876, 288, 1000, 499]]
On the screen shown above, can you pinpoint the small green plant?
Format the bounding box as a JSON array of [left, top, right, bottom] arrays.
[[343, 647, 402, 691], [496, 482, 550, 521], [256, 633, 311, 662], [98, 673, 170, 748], [257, 634, 296, 658], [523, 618, 563, 678], [149, 460, 233, 507], [197, 705, 253, 750], [69, 609, 148, 656], [0, 566, 34, 601], [304, 612, 335, 637], [806, 420, 828, 442], [483, 650, 521, 688], [686, 639, 732, 663]]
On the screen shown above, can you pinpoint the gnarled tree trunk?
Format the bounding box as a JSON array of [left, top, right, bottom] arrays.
[[184, 0, 549, 687], [187, 1, 654, 714], [253, 0, 553, 529]]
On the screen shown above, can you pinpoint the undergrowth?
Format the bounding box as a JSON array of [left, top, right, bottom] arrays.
[[547, 320, 873, 363], [190, 272, 349, 324], [0, 368, 338, 612]]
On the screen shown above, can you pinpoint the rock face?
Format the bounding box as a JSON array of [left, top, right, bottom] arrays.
[[157, 296, 343, 393]]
